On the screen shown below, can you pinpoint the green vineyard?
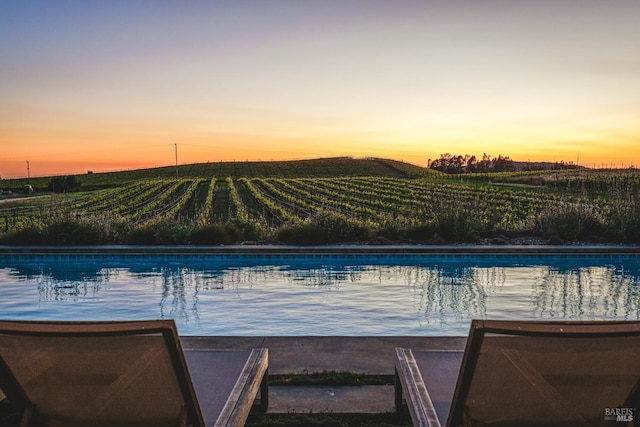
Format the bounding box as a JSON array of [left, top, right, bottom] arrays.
[[1, 158, 640, 245]]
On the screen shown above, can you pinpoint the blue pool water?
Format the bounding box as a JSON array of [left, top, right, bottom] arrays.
[[1, 253, 639, 336]]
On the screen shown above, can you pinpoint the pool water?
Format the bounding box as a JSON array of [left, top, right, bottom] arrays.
[[1, 254, 639, 336]]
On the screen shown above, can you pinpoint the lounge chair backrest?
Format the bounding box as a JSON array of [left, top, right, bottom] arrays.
[[449, 320, 640, 427], [0, 320, 204, 427]]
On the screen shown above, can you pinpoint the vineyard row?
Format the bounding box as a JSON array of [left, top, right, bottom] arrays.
[[0, 176, 625, 235]]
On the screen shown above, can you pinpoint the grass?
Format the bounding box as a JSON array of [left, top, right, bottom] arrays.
[[269, 371, 393, 387]]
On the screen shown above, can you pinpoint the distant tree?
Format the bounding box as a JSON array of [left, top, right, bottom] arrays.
[[552, 161, 580, 170], [65, 175, 80, 190], [491, 155, 516, 172], [429, 153, 515, 174], [466, 155, 477, 172], [48, 175, 81, 193]]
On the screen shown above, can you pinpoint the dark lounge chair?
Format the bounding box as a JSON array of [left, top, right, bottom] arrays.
[[0, 319, 268, 427], [395, 319, 640, 427]]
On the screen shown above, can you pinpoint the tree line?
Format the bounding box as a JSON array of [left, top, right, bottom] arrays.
[[428, 153, 581, 174]]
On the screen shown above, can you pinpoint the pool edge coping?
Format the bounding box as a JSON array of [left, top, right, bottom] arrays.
[[1, 244, 639, 255]]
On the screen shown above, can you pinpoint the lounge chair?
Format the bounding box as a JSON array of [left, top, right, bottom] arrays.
[[395, 319, 640, 427], [0, 319, 268, 427]]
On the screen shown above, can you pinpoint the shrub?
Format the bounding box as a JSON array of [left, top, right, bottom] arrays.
[[375, 222, 436, 243], [123, 221, 191, 245], [532, 203, 607, 242], [44, 217, 109, 245], [431, 207, 480, 243], [0, 226, 44, 245], [607, 199, 640, 243], [229, 219, 264, 242], [154, 222, 191, 244], [276, 221, 327, 245], [101, 217, 133, 243], [276, 213, 371, 245], [124, 226, 158, 244], [191, 223, 242, 245], [0, 216, 129, 245], [403, 224, 437, 242]]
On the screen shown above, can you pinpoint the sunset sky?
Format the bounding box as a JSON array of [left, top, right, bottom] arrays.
[[1, 1, 639, 178]]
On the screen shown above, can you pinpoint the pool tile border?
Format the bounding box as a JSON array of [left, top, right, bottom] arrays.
[[1, 244, 639, 255]]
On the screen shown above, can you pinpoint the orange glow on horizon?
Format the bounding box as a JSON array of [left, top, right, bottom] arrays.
[[3, 117, 640, 178], [3, 132, 640, 179], [2, 2, 639, 178]]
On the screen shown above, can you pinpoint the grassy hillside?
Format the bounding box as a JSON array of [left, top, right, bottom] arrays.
[[1, 157, 435, 191]]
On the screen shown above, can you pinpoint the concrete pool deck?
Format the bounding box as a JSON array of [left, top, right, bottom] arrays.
[[182, 336, 466, 375], [182, 336, 467, 414]]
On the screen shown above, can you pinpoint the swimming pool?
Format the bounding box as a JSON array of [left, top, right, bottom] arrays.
[[1, 250, 639, 336]]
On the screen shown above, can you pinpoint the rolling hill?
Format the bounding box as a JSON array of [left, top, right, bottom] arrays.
[[2, 157, 435, 191]]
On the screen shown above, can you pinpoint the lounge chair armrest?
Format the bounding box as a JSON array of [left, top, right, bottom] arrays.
[[217, 348, 269, 427], [395, 348, 442, 427]]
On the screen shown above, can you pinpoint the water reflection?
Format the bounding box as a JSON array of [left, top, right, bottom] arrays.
[[158, 267, 195, 325], [1, 255, 639, 335], [36, 278, 103, 301], [30, 266, 119, 301], [534, 267, 640, 320], [408, 267, 504, 327]]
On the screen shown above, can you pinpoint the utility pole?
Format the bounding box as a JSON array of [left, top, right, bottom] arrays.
[[174, 144, 178, 179], [26, 161, 30, 178]]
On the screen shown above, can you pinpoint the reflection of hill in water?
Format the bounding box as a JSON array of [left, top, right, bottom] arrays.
[[36, 278, 103, 301], [2, 254, 640, 325], [407, 267, 503, 326], [158, 268, 199, 324], [8, 262, 111, 283], [533, 267, 640, 319]]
